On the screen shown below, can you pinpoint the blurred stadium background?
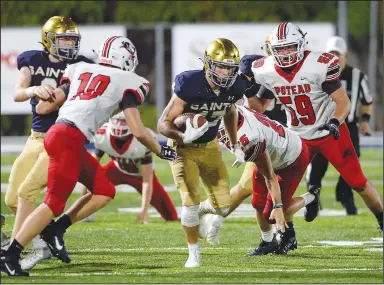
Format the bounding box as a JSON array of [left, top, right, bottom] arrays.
[[0, 1, 383, 283]]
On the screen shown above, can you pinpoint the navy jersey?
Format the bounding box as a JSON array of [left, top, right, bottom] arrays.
[[173, 70, 248, 143], [17, 50, 94, 132], [240, 54, 287, 125]]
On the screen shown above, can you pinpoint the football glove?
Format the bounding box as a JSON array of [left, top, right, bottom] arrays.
[[231, 144, 245, 168], [157, 145, 177, 161], [182, 118, 209, 144], [318, 118, 340, 140]]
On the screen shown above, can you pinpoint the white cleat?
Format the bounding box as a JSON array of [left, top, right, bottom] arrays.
[[184, 244, 201, 268], [206, 215, 224, 246], [20, 246, 52, 270], [81, 214, 96, 223], [199, 214, 214, 239]]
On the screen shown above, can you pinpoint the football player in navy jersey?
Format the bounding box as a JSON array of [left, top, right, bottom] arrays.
[[3, 15, 93, 271], [198, 36, 289, 247], [158, 38, 254, 268]]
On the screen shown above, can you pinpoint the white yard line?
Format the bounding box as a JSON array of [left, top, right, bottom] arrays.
[[25, 267, 383, 277]]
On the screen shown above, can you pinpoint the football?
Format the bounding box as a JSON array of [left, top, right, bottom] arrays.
[[174, 113, 207, 132]]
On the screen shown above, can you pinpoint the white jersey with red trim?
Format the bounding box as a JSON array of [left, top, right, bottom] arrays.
[[251, 51, 341, 140], [92, 123, 156, 176], [236, 105, 302, 170], [57, 62, 150, 140]]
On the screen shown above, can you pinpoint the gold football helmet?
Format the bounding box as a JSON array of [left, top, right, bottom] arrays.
[[41, 16, 81, 61], [262, 34, 272, 56], [203, 38, 240, 88]]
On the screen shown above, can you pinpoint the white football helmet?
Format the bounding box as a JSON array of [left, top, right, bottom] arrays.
[[108, 111, 131, 138], [98, 36, 139, 72], [268, 22, 307, 67]]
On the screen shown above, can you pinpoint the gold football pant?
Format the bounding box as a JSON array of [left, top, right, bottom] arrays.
[[169, 139, 230, 208], [4, 130, 49, 209], [238, 162, 256, 195]]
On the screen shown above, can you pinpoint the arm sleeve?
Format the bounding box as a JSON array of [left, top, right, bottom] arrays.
[[140, 156, 153, 165], [119, 91, 140, 110], [321, 80, 342, 95], [325, 56, 341, 82], [359, 74, 373, 105], [58, 83, 70, 99], [256, 85, 275, 99]]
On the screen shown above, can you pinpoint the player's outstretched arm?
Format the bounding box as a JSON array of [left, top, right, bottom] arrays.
[[157, 95, 187, 145], [248, 97, 272, 113], [223, 105, 238, 146], [254, 151, 288, 231], [35, 84, 68, 114], [329, 87, 351, 124], [123, 108, 162, 155], [138, 156, 154, 224]]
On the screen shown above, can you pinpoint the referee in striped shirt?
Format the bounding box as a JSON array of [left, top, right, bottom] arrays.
[[306, 36, 373, 215]]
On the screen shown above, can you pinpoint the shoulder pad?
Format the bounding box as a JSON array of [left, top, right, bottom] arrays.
[[96, 125, 108, 135], [252, 57, 266, 69], [173, 70, 204, 96], [240, 54, 265, 77], [17, 50, 41, 70]]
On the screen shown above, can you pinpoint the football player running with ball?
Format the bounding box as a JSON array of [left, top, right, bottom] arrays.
[[251, 22, 383, 231], [0, 36, 176, 277], [158, 38, 267, 268]]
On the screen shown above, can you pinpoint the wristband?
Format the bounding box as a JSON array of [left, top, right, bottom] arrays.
[[361, 113, 371, 123], [25, 86, 36, 98], [329, 118, 340, 127], [273, 203, 283, 209]]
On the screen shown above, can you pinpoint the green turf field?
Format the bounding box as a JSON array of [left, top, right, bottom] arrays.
[[1, 149, 383, 283]]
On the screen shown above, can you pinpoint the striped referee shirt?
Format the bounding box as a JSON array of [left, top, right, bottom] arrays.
[[340, 64, 373, 124]]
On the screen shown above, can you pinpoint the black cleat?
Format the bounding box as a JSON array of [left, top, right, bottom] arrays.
[[304, 186, 321, 222], [274, 230, 298, 255], [245, 234, 279, 256], [342, 198, 358, 215], [0, 250, 29, 277], [40, 222, 71, 263]]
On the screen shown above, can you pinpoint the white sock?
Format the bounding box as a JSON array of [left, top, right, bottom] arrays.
[[188, 243, 199, 252], [199, 200, 215, 215], [301, 192, 315, 206], [261, 230, 274, 242]]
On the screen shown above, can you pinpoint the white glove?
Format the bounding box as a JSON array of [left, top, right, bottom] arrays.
[[182, 118, 209, 144], [231, 144, 245, 168]]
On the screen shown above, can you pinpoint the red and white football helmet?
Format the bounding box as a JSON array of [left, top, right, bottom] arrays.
[[98, 36, 139, 72], [108, 112, 131, 138], [268, 22, 307, 67]]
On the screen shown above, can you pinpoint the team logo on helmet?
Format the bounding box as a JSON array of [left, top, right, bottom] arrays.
[[122, 41, 136, 55]]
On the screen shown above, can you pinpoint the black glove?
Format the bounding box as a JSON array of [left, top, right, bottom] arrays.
[[157, 145, 177, 161], [318, 118, 340, 140]]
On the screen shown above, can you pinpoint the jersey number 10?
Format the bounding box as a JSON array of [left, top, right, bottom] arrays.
[[70, 72, 111, 100]]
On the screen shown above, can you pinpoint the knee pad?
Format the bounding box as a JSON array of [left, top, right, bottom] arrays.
[[43, 193, 66, 217], [215, 207, 230, 217], [180, 205, 199, 227]]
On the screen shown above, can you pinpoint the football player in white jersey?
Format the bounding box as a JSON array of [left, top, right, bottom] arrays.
[[199, 105, 317, 255], [1, 36, 177, 277], [80, 112, 179, 223], [250, 22, 383, 232]]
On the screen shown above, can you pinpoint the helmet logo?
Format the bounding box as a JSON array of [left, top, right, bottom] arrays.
[[121, 41, 136, 55]]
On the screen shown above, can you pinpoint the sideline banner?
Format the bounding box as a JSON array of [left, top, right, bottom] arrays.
[[1, 25, 126, 114], [172, 23, 335, 81]]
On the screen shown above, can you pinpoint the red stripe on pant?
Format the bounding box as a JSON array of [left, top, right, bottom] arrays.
[[43, 124, 115, 216], [103, 160, 178, 221], [251, 140, 310, 223], [303, 123, 367, 191]]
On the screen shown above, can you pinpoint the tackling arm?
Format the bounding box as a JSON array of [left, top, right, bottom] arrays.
[[35, 85, 68, 115], [157, 94, 187, 145], [223, 104, 238, 146], [139, 154, 154, 224]]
